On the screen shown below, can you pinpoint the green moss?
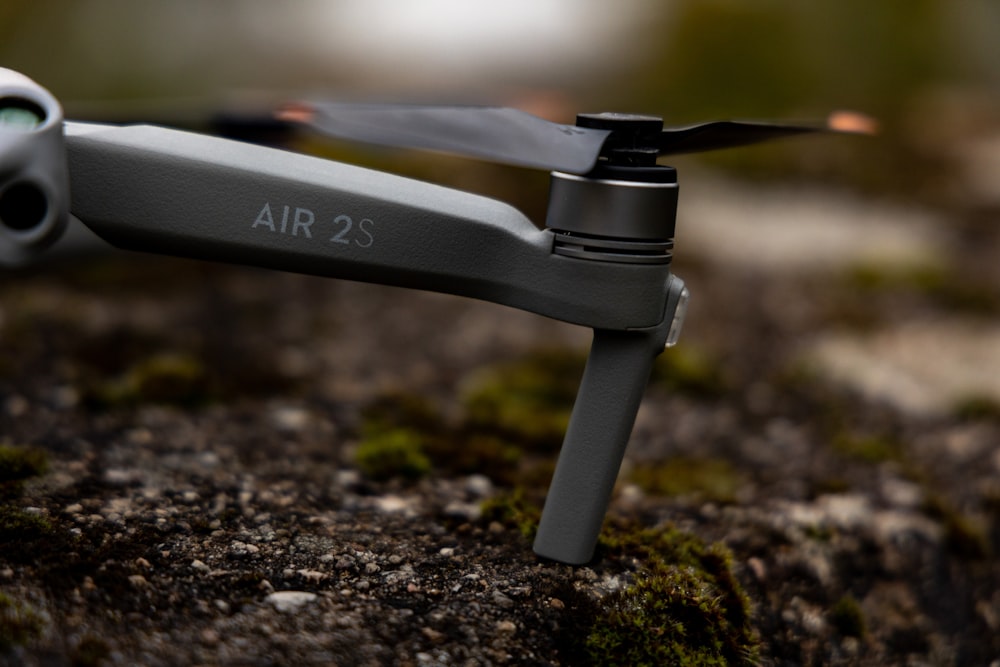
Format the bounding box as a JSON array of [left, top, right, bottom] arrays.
[[360, 391, 523, 484], [847, 263, 1000, 316], [0, 445, 48, 498], [462, 349, 585, 450], [479, 488, 541, 541], [922, 493, 990, 560], [361, 391, 445, 438], [952, 394, 1000, 422], [803, 523, 834, 543], [0, 443, 58, 552], [812, 477, 851, 496], [0, 445, 48, 481], [0, 507, 55, 542], [630, 457, 744, 504], [847, 263, 944, 292], [355, 350, 589, 485], [89, 352, 211, 408], [832, 432, 902, 465], [430, 433, 522, 482], [589, 524, 759, 666], [354, 429, 432, 482], [828, 595, 867, 639], [0, 591, 45, 653], [650, 346, 728, 399]]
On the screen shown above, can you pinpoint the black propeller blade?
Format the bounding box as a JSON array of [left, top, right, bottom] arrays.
[[280, 102, 875, 174], [657, 113, 870, 155], [278, 102, 612, 174]]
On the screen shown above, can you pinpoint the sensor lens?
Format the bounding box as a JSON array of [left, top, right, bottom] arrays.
[[0, 97, 46, 130]]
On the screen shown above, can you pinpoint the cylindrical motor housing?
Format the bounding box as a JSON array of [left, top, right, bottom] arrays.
[[545, 164, 677, 264]]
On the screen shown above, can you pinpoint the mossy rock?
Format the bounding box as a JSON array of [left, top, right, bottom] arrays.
[[589, 524, 758, 666], [952, 394, 1000, 422], [846, 263, 1000, 316], [922, 493, 991, 560], [832, 432, 902, 465], [0, 445, 48, 498], [630, 457, 745, 504], [0, 445, 48, 482], [650, 345, 728, 399], [0, 507, 55, 543], [462, 349, 586, 449], [354, 429, 432, 482], [0, 591, 45, 653], [87, 352, 212, 409], [360, 391, 524, 483], [828, 595, 867, 639], [479, 488, 541, 541], [361, 391, 446, 439]]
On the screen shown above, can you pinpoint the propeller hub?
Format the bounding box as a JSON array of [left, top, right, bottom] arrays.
[[576, 113, 664, 168], [575, 112, 663, 133]]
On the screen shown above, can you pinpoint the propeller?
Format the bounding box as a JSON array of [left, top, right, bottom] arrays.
[[278, 102, 875, 174]]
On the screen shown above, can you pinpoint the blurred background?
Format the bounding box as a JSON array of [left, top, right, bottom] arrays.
[[3, 0, 1000, 412], [2, 0, 999, 201]]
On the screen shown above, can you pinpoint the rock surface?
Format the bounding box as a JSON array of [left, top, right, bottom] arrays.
[[2, 178, 999, 665]]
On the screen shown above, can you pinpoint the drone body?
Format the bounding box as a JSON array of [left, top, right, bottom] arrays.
[[0, 68, 868, 564]]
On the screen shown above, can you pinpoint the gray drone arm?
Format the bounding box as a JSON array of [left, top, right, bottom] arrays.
[[63, 122, 671, 332]]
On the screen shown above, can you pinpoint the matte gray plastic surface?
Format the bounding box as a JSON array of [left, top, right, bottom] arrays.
[[533, 275, 685, 564], [532, 328, 663, 563]]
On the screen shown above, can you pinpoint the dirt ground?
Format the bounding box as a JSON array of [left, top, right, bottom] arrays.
[[2, 176, 1000, 665]]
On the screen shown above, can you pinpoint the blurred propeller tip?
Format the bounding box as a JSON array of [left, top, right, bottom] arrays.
[[827, 110, 879, 135], [275, 102, 315, 125]]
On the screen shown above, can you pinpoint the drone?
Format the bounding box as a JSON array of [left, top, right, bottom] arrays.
[[0, 67, 871, 564]]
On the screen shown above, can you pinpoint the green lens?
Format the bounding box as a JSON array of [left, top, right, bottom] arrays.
[[0, 98, 46, 130]]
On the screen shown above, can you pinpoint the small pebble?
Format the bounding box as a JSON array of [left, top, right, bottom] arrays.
[[465, 475, 493, 498], [443, 501, 482, 522], [228, 541, 260, 557], [496, 620, 517, 634], [421, 627, 445, 643], [270, 406, 311, 432], [265, 591, 317, 612], [5, 395, 28, 417], [492, 591, 514, 609]]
